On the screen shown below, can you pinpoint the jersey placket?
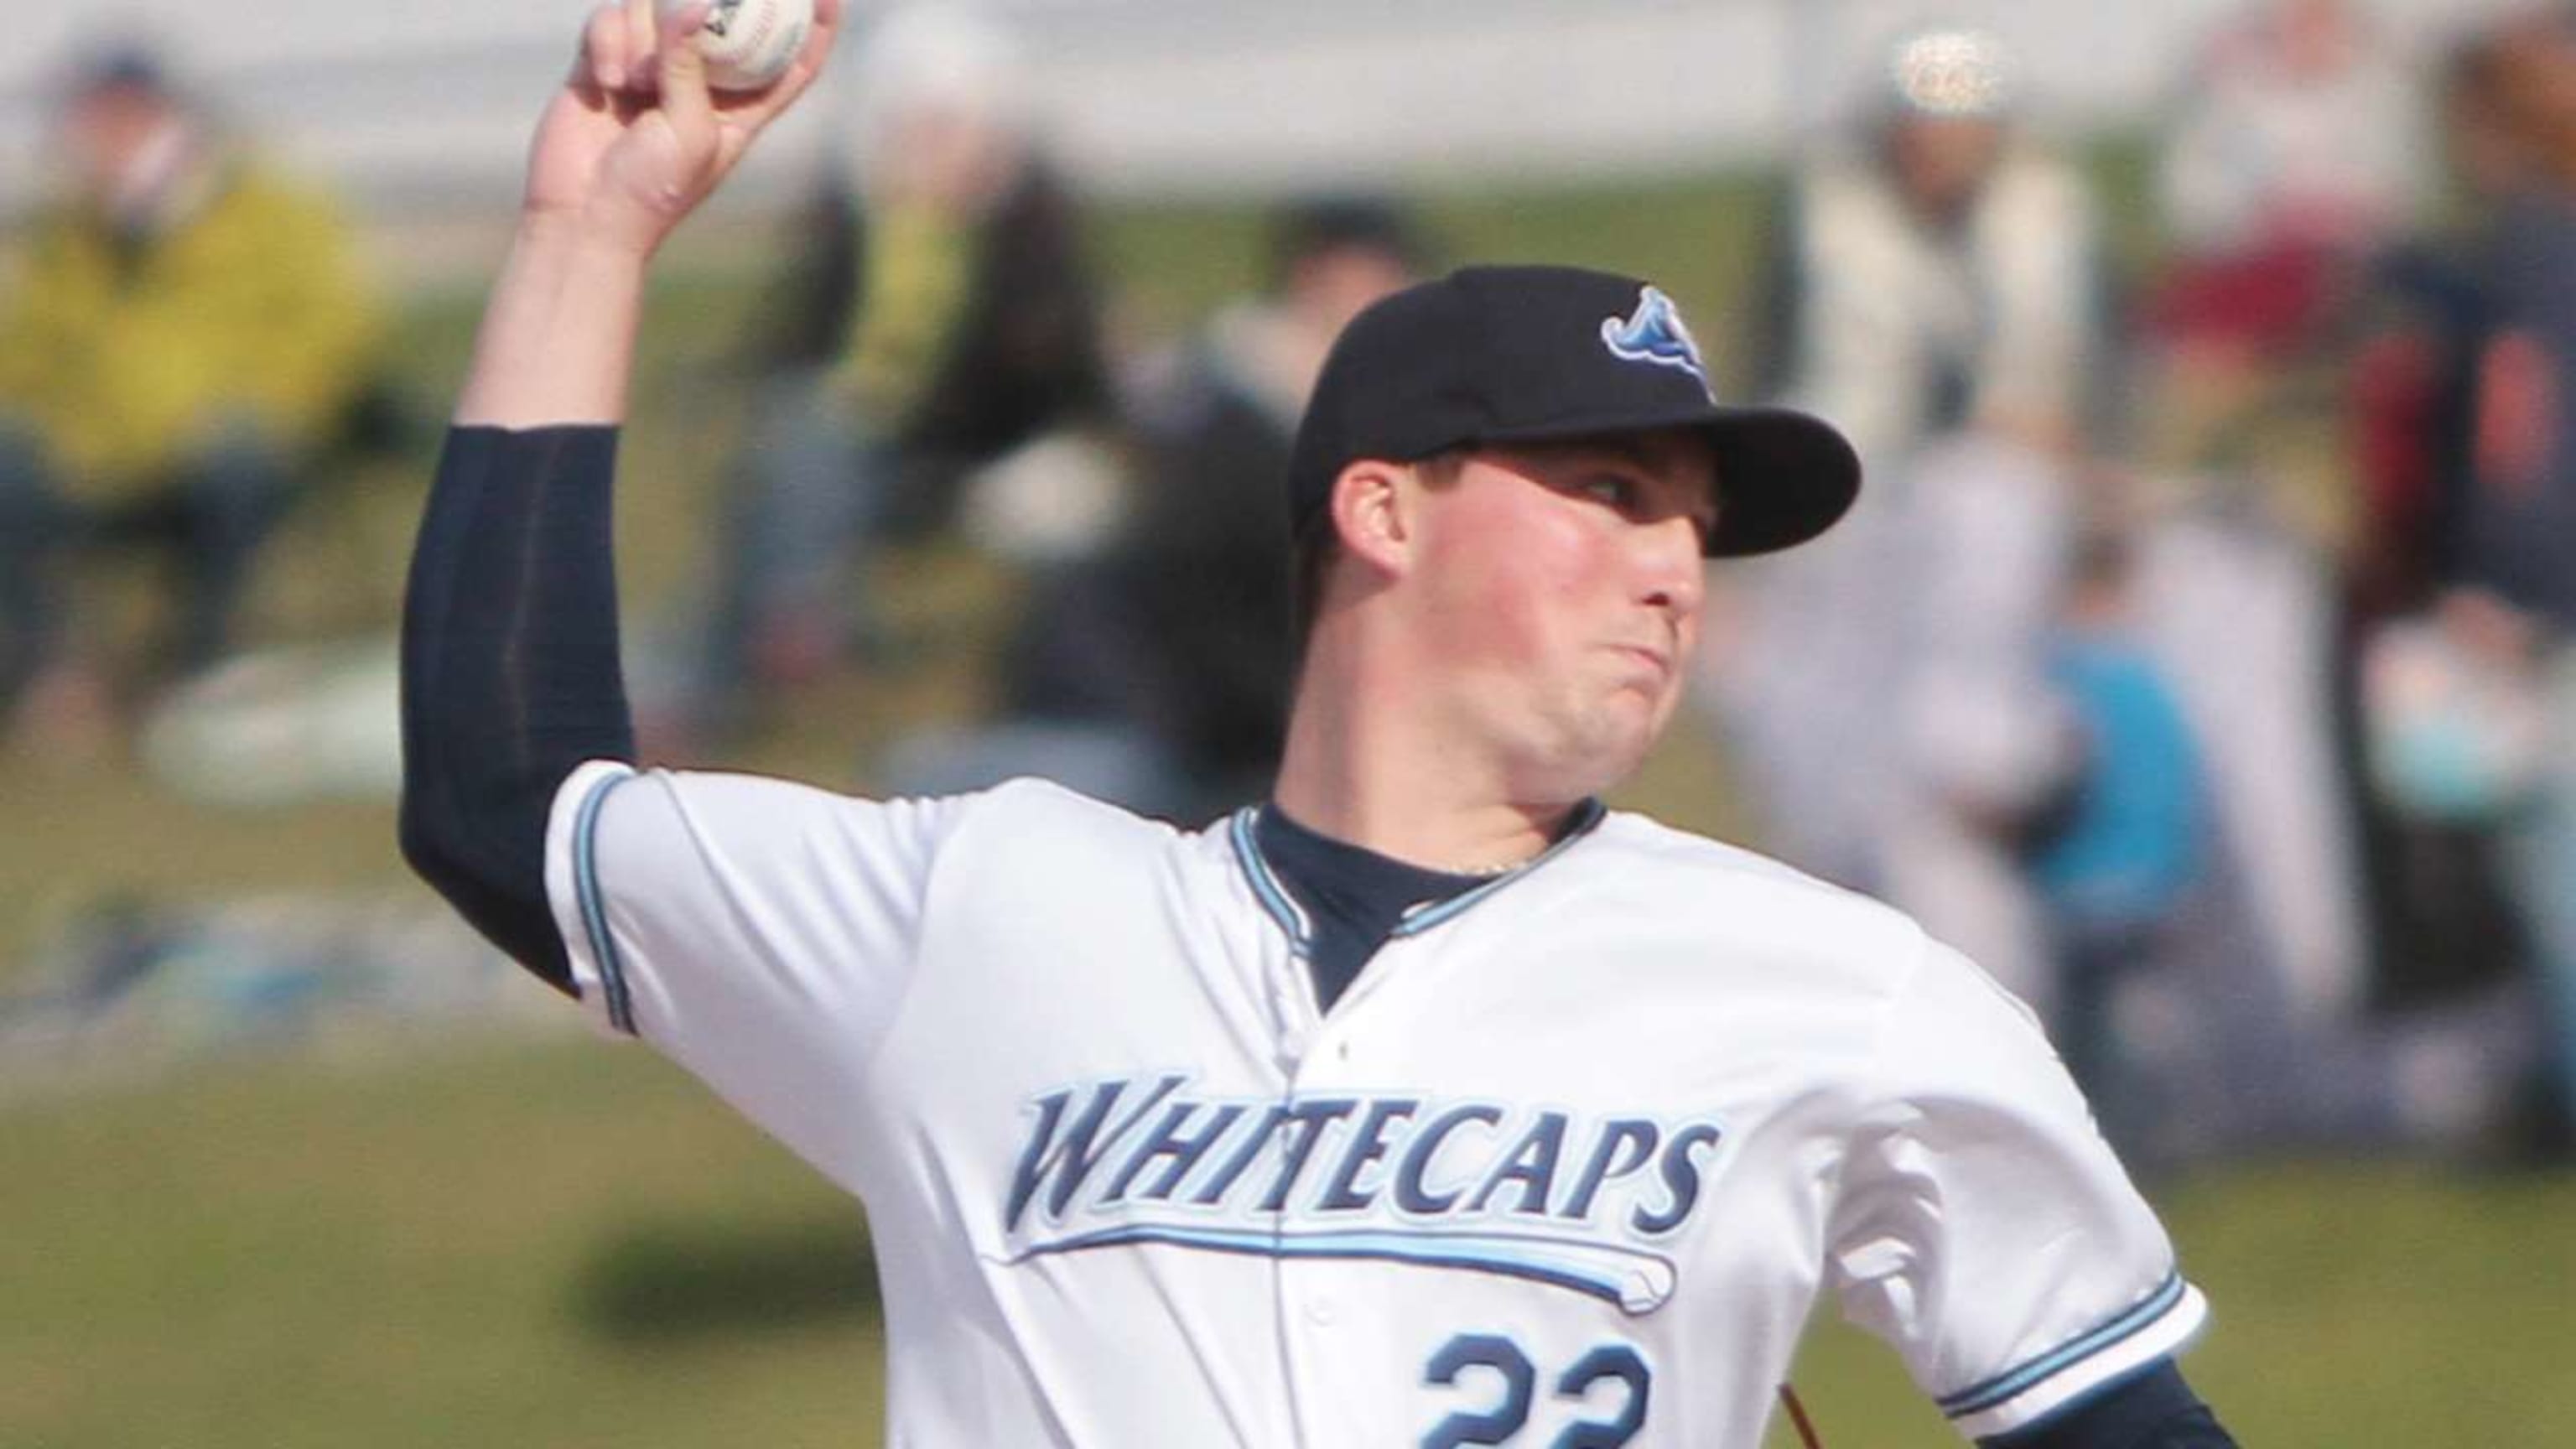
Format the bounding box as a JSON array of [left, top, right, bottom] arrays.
[[1267, 932, 1410, 1447], [1227, 805, 1610, 1445]]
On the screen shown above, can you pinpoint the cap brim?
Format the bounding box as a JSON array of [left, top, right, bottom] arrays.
[[1478, 403, 1862, 558], [1697, 407, 1862, 557]]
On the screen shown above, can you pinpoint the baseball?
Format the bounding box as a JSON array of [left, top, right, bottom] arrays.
[[667, 0, 813, 92]]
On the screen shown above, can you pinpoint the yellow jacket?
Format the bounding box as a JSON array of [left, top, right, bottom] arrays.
[[0, 157, 381, 502]]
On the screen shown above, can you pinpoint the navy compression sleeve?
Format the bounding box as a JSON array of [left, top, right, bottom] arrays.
[[398, 424, 635, 992], [1981, 1359, 2237, 1449]]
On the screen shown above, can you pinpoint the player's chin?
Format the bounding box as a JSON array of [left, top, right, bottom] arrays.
[[1605, 672, 1684, 738], [1550, 705, 1666, 795]]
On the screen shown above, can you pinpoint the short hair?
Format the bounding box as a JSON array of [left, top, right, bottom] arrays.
[[1287, 514, 1339, 662]]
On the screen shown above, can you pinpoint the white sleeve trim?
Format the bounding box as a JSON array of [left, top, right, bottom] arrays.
[[1939, 1270, 2210, 1440], [543, 758, 643, 1039]]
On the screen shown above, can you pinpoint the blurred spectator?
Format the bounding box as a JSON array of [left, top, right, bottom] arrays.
[[2107, 8, 2438, 1031], [2137, 0, 2429, 551], [2042, 517, 2527, 1176], [2150, 0, 2427, 361], [885, 198, 1426, 823], [1708, 424, 2083, 1010], [2010, 486, 2527, 1175], [0, 46, 382, 746], [2028, 527, 2210, 1162], [2444, 13, 2576, 1160], [2339, 34, 2538, 1015], [1756, 25, 2105, 470], [694, 1, 1111, 735], [1716, 28, 2103, 962], [1858, 432, 2082, 1013], [2127, 475, 2371, 1031]]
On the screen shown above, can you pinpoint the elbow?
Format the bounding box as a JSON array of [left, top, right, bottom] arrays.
[[397, 779, 495, 937], [396, 782, 460, 905], [396, 771, 579, 998]]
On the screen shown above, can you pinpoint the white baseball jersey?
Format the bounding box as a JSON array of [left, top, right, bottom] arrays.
[[545, 761, 2205, 1446]]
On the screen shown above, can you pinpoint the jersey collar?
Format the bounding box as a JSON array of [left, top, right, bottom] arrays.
[[1227, 798, 1608, 954]]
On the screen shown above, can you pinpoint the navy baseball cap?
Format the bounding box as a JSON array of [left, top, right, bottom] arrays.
[[1286, 264, 1861, 557]]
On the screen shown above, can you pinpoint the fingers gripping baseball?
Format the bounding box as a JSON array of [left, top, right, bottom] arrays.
[[530, 0, 841, 252]]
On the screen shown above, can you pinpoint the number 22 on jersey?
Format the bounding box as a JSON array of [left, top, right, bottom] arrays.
[[1420, 1334, 1649, 1447]]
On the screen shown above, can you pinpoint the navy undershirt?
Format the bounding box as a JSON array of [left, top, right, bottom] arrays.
[[1250, 805, 1493, 1011], [401, 424, 635, 991]]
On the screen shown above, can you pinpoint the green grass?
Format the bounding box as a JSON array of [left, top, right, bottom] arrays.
[[0, 1037, 886, 1449]]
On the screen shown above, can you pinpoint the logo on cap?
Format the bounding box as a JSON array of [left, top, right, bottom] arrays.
[[1600, 286, 1713, 398]]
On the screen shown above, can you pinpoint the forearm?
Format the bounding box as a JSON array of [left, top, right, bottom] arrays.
[[398, 424, 633, 988], [454, 216, 652, 427], [412, 195, 650, 984]]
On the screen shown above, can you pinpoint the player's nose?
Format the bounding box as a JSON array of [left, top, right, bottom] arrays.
[[1632, 512, 1706, 617]]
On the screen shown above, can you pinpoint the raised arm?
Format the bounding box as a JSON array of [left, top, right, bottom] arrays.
[[400, 0, 842, 986]]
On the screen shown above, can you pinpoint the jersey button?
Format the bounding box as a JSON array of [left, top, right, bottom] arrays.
[[1304, 1297, 1338, 1327]]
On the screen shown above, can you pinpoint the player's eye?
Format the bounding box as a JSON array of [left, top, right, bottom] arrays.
[[1576, 474, 1639, 511]]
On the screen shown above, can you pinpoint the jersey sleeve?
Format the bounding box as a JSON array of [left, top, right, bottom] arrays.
[[543, 759, 966, 1189], [1826, 936, 2209, 1441]]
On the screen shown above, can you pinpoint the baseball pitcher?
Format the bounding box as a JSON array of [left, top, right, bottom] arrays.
[[400, 4, 2240, 1444]]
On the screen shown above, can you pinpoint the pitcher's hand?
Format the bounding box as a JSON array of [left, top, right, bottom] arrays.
[[526, 0, 844, 257]]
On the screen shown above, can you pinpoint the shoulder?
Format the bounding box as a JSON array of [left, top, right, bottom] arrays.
[[1538, 815, 1976, 1083], [960, 773, 1174, 823], [581, 768, 1189, 862], [903, 781, 1249, 944], [1587, 811, 1929, 964], [1592, 808, 1872, 892], [937, 776, 1218, 866]]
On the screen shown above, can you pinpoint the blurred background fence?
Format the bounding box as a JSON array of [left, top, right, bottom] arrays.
[[0, 1, 2533, 248]]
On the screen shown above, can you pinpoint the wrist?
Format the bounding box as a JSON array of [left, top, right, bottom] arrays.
[[454, 216, 654, 427], [512, 209, 658, 275]]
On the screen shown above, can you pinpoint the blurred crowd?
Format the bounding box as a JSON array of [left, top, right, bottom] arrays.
[[3, 1, 2571, 1170], [0, 47, 392, 755], [1712, 1, 2576, 1175]]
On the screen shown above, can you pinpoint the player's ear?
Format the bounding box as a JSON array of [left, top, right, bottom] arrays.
[[1330, 458, 1413, 577]]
